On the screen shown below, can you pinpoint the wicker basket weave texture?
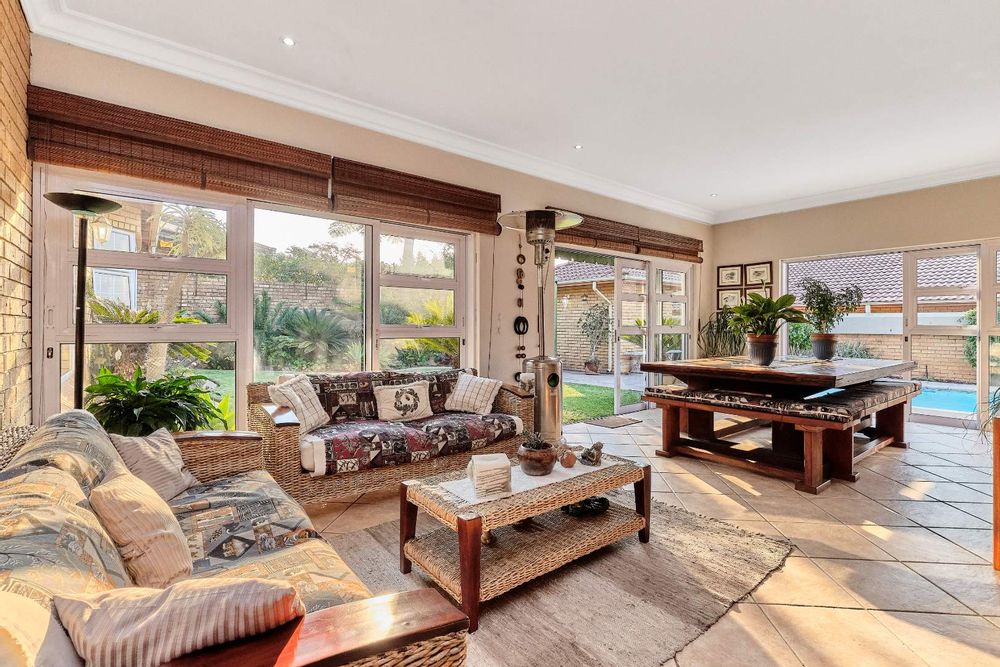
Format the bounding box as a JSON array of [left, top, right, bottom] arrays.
[[248, 373, 534, 505]]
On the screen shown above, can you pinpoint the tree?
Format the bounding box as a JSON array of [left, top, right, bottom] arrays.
[[285, 308, 358, 368], [578, 303, 611, 368]]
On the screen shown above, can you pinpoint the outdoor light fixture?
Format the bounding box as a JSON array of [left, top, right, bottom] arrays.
[[43, 192, 122, 409], [499, 209, 583, 445]]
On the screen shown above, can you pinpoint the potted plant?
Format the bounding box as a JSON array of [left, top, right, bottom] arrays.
[[798, 278, 864, 360], [729, 289, 806, 366], [85, 367, 225, 436], [697, 306, 746, 357], [578, 303, 610, 374], [517, 431, 557, 476]]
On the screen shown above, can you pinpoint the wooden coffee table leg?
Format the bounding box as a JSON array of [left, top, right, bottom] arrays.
[[457, 513, 483, 632], [399, 481, 417, 574], [634, 465, 651, 543]]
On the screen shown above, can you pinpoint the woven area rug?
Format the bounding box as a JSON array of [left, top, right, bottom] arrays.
[[329, 493, 791, 666], [583, 415, 642, 429]]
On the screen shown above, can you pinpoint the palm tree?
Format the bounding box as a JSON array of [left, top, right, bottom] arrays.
[[286, 308, 358, 368], [253, 291, 298, 370]]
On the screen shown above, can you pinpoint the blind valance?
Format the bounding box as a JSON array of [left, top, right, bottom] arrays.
[[549, 207, 703, 263]]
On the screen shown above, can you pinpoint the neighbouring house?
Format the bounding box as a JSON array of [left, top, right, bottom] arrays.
[[787, 252, 977, 384]]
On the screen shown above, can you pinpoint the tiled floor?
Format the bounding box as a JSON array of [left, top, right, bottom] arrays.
[[305, 410, 1000, 667]]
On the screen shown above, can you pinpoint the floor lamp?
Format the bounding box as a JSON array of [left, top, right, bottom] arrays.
[[43, 192, 122, 409]]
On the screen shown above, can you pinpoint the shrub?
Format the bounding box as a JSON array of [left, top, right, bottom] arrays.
[[798, 278, 863, 333], [787, 322, 815, 355], [578, 304, 611, 362], [85, 367, 225, 436]]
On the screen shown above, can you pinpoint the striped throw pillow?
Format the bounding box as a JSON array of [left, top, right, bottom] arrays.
[[109, 429, 198, 501], [89, 468, 192, 588], [445, 373, 503, 415], [54, 578, 305, 667], [268, 374, 329, 434]]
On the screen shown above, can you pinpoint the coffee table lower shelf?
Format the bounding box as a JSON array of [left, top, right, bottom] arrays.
[[404, 503, 645, 604]]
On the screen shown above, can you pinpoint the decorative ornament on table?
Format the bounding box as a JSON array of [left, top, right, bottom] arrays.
[[517, 431, 557, 476], [561, 496, 610, 517], [579, 442, 604, 466]]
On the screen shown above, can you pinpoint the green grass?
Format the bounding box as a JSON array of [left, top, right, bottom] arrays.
[[562, 382, 642, 424]]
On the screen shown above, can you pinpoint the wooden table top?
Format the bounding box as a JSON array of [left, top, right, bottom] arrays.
[[640, 356, 917, 389]]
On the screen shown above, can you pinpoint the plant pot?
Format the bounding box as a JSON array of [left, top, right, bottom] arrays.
[[746, 334, 778, 366], [518, 444, 557, 476], [811, 333, 837, 360], [583, 358, 600, 375]]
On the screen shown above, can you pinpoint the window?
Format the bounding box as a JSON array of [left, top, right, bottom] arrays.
[[251, 208, 467, 376], [37, 172, 470, 425]]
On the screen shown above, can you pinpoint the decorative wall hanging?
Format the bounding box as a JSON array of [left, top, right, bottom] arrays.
[[717, 265, 743, 287], [717, 289, 743, 310], [744, 261, 773, 286]]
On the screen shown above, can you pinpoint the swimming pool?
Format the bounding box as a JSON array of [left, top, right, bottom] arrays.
[[912, 386, 977, 414]]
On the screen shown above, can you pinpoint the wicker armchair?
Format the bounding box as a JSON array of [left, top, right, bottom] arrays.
[[248, 378, 534, 505]]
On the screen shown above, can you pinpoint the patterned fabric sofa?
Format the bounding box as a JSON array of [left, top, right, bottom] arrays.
[[248, 368, 533, 504], [0, 411, 467, 666]]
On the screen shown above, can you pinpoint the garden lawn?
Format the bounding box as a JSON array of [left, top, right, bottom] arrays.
[[562, 382, 642, 424]]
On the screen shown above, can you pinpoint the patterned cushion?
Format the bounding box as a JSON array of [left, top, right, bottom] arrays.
[[169, 470, 319, 575], [309, 420, 434, 476], [393, 369, 471, 413], [0, 467, 130, 610], [414, 412, 524, 455], [196, 538, 371, 613], [373, 380, 434, 422], [54, 578, 305, 667], [4, 410, 123, 496], [645, 380, 921, 423], [445, 373, 502, 415], [305, 371, 394, 422]]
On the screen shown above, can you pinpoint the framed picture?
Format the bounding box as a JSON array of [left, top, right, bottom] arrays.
[[744, 261, 772, 286], [717, 264, 743, 287], [744, 285, 771, 299], [717, 288, 742, 309]]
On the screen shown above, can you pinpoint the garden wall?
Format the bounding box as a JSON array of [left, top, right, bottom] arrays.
[[555, 280, 643, 373], [835, 333, 975, 384]]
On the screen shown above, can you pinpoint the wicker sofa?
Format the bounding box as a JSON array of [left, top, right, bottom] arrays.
[[0, 411, 467, 666], [248, 368, 533, 504]]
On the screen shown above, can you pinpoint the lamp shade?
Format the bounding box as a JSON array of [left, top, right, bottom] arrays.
[[43, 192, 122, 216], [498, 209, 582, 232]]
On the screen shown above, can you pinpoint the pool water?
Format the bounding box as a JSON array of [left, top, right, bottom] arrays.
[[912, 387, 977, 414]]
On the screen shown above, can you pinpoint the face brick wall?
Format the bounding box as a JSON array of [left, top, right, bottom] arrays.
[[0, 0, 31, 426]]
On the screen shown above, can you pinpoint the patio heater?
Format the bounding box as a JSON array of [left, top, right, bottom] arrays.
[[499, 209, 583, 444], [44, 192, 122, 409]]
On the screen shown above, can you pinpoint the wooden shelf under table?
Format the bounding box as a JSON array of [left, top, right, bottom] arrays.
[[404, 503, 645, 603]]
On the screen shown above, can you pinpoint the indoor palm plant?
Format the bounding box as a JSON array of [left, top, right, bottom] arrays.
[[729, 289, 807, 366], [85, 367, 225, 436], [697, 307, 746, 357], [798, 278, 864, 360]]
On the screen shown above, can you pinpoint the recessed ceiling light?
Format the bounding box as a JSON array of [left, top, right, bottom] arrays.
[[574, 144, 583, 150], [281, 36, 296, 47], [709, 193, 718, 198]]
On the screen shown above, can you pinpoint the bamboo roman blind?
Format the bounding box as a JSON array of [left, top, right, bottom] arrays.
[[28, 87, 503, 233], [28, 86, 332, 210], [549, 207, 704, 263], [331, 158, 501, 235]]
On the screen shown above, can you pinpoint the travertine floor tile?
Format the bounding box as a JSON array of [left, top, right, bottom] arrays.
[[906, 563, 1000, 615], [871, 611, 1000, 666], [676, 492, 763, 522], [772, 522, 893, 560], [927, 527, 994, 563], [303, 501, 353, 532], [744, 496, 839, 524], [850, 525, 987, 564], [753, 557, 860, 608], [813, 558, 972, 614], [920, 481, 992, 503], [879, 500, 991, 529], [761, 605, 925, 666], [676, 603, 801, 667], [808, 497, 915, 527], [325, 496, 398, 534], [916, 465, 992, 484], [663, 472, 732, 494], [946, 502, 992, 523]]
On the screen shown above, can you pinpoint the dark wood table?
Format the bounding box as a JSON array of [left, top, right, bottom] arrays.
[[639, 356, 918, 490]]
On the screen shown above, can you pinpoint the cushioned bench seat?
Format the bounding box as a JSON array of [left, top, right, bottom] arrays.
[[645, 380, 921, 424]]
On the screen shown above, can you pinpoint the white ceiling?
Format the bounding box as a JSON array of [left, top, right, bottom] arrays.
[[23, 0, 1000, 223]]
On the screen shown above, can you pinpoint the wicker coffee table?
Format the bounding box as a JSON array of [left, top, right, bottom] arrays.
[[399, 455, 651, 631]]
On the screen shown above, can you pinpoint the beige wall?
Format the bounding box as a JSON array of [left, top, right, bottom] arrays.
[[1, 0, 31, 426], [709, 177, 1000, 315], [29, 36, 712, 386]]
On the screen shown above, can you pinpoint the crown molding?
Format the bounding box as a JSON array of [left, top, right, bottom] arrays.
[[23, 0, 715, 224], [714, 160, 1000, 224]]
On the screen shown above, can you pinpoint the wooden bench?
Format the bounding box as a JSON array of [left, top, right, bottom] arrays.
[[643, 380, 921, 494]]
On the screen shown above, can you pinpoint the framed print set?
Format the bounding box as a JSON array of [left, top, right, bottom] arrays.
[[716, 261, 773, 309]]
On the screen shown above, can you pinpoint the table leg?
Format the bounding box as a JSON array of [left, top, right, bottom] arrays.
[[794, 426, 830, 494], [399, 481, 417, 574], [823, 428, 859, 482], [686, 409, 715, 440], [656, 405, 681, 458], [634, 465, 651, 543], [875, 402, 908, 448], [457, 513, 483, 632]]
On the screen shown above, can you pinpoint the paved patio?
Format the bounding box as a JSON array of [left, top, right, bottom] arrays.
[[563, 369, 647, 392], [307, 411, 1000, 666]]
